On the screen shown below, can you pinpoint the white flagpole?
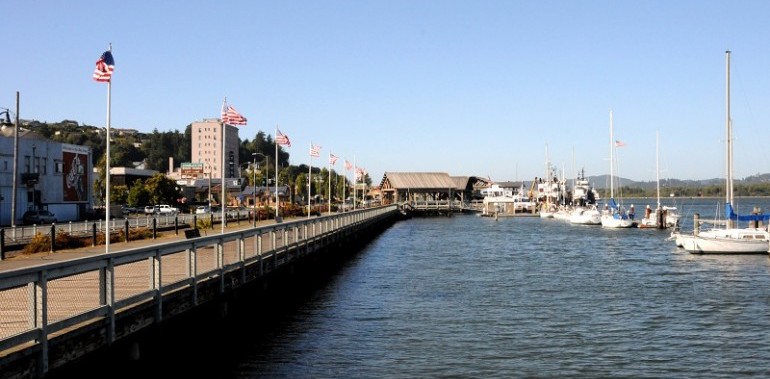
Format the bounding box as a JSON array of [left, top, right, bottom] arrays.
[[105, 45, 112, 253], [353, 156, 357, 210], [328, 154, 332, 214], [308, 142, 312, 219], [221, 97, 227, 234], [274, 125, 279, 222]]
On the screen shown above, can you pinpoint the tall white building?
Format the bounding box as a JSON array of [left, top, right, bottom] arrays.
[[190, 118, 240, 180]]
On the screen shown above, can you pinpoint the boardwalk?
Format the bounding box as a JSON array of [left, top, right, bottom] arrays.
[[0, 206, 400, 379]]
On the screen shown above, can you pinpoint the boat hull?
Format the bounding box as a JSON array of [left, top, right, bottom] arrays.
[[569, 207, 601, 225], [601, 213, 635, 228], [678, 229, 770, 254]]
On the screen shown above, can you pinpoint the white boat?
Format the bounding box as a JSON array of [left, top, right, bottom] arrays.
[[676, 51, 770, 254], [570, 204, 602, 225], [638, 131, 680, 229], [537, 145, 564, 219], [482, 183, 537, 216], [552, 204, 572, 221], [571, 168, 597, 207], [679, 228, 769, 253], [600, 110, 635, 228]]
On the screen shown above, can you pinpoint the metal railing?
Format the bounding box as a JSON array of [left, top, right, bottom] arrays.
[[0, 210, 257, 248], [0, 205, 398, 375]]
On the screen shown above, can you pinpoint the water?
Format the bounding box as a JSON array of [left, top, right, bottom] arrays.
[[53, 198, 770, 378]]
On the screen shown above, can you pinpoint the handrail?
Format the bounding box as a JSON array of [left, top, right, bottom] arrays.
[[0, 210, 255, 247]]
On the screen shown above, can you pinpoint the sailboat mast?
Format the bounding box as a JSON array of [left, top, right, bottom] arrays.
[[725, 50, 734, 228], [609, 110, 614, 200], [655, 130, 661, 209]]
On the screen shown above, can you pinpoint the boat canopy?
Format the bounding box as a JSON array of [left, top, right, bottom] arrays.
[[725, 203, 770, 222]]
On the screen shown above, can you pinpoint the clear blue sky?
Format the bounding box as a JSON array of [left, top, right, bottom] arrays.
[[3, 1, 770, 183]]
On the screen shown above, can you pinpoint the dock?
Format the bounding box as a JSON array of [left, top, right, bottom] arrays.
[[0, 206, 401, 379]]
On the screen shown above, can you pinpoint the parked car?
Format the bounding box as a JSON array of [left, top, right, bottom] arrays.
[[121, 205, 139, 215], [195, 206, 211, 214], [144, 205, 158, 215], [157, 204, 179, 214], [23, 209, 57, 225]]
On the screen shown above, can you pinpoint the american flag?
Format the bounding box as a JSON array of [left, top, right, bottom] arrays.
[[276, 129, 291, 147], [615, 140, 626, 147], [329, 153, 338, 165], [344, 160, 352, 171], [93, 50, 115, 82], [355, 167, 366, 181], [310, 144, 321, 158], [221, 104, 247, 126]]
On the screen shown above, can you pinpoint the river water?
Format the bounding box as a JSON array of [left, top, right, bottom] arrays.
[[54, 198, 770, 378]]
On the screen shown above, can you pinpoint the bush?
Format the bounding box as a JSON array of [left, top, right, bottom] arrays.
[[54, 232, 89, 250], [22, 233, 51, 255], [197, 217, 213, 230]]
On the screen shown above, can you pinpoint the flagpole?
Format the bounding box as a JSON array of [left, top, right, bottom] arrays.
[[105, 45, 112, 254], [274, 126, 279, 222], [308, 142, 312, 219], [353, 156, 357, 210], [221, 97, 227, 234], [328, 154, 332, 214]]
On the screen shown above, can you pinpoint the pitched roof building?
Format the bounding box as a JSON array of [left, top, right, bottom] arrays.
[[378, 172, 475, 205]]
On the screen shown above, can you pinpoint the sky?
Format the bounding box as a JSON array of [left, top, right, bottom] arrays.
[[3, 0, 770, 184]]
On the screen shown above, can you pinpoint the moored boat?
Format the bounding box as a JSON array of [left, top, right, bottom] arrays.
[[675, 51, 770, 254]]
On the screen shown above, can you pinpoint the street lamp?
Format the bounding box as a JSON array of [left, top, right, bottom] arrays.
[[0, 108, 11, 227]]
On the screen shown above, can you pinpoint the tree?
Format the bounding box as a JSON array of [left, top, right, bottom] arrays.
[[145, 173, 182, 205], [294, 172, 307, 203], [127, 179, 151, 207], [141, 129, 188, 171], [110, 139, 143, 167], [111, 185, 129, 205]]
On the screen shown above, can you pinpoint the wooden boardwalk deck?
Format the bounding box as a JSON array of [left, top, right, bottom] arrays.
[[0, 207, 400, 379]]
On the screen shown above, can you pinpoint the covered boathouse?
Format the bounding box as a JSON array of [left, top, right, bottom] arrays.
[[378, 172, 477, 214]]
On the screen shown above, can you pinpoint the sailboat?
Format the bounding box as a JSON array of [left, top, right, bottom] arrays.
[[676, 51, 770, 253], [638, 131, 680, 229], [600, 110, 635, 228], [539, 145, 559, 218]]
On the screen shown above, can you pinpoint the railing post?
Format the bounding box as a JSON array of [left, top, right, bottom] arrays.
[[153, 218, 157, 240], [50, 224, 56, 253], [193, 215, 198, 230], [92, 222, 97, 247], [0, 228, 5, 260], [210, 213, 214, 230], [174, 216, 179, 235], [124, 219, 130, 243]]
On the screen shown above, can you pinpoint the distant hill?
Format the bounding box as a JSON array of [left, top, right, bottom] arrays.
[[588, 175, 743, 190]]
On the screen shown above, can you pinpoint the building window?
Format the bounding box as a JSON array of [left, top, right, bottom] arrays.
[[42, 158, 47, 174], [24, 156, 30, 173], [34, 157, 41, 173], [55, 160, 63, 173]]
